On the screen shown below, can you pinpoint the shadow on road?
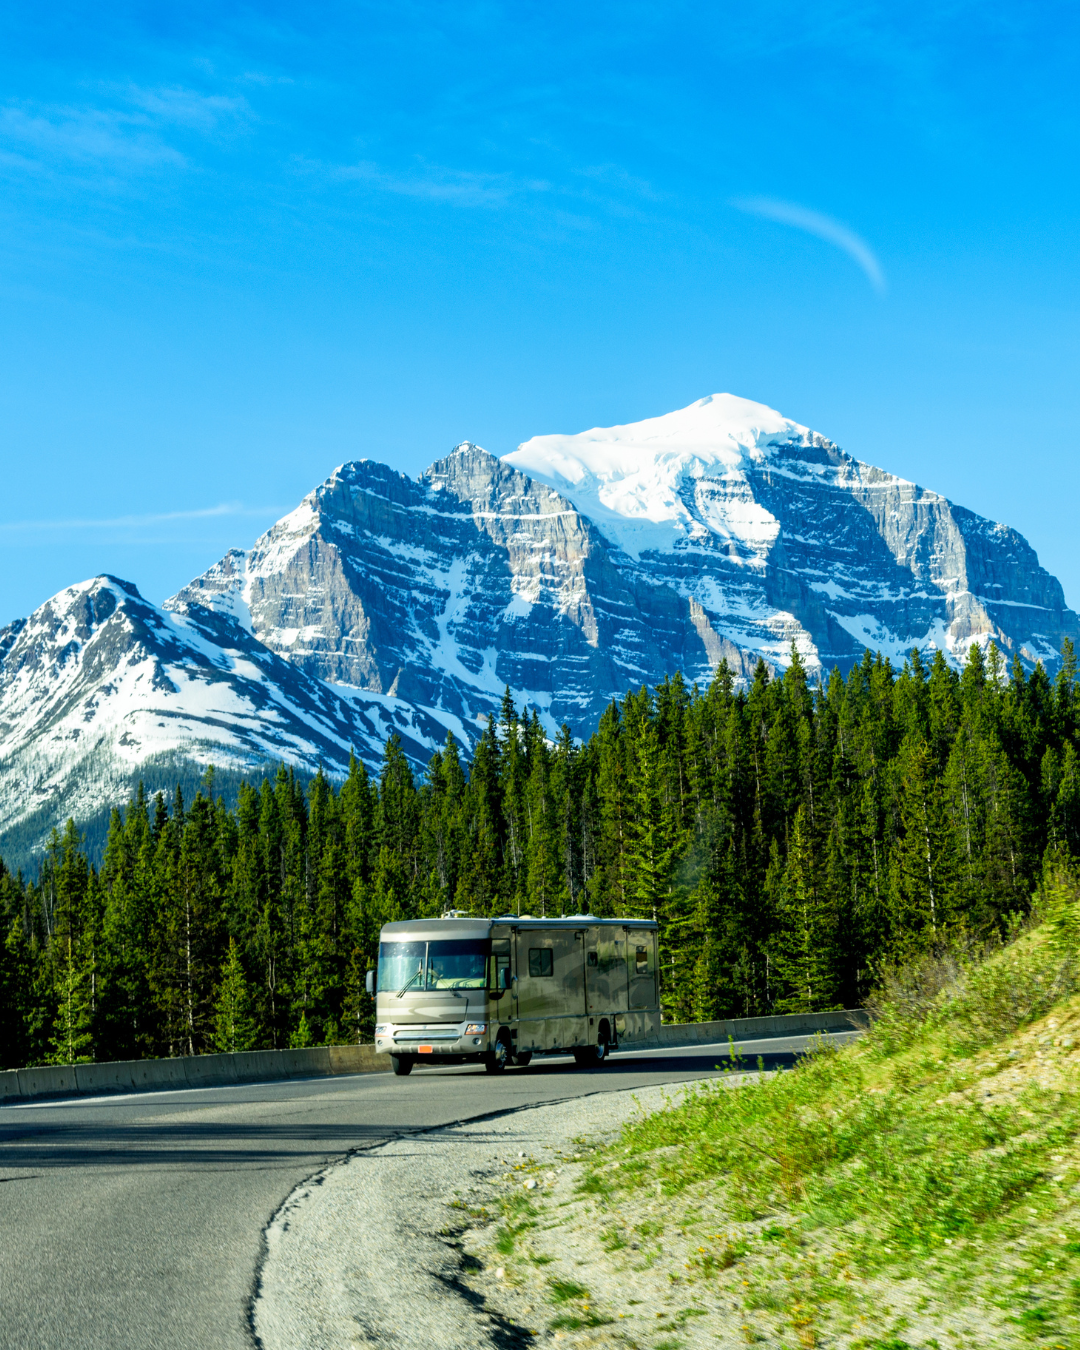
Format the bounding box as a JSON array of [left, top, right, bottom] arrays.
[[415, 1047, 801, 1079], [0, 1117, 402, 1173]]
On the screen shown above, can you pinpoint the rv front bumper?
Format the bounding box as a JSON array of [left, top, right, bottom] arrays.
[[374, 1022, 490, 1055]]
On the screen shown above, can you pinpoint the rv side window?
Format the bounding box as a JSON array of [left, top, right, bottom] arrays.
[[635, 946, 648, 973], [528, 948, 554, 978]]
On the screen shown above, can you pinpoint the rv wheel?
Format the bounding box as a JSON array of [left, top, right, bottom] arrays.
[[391, 1054, 414, 1076], [485, 1030, 512, 1073], [574, 1024, 610, 1068]]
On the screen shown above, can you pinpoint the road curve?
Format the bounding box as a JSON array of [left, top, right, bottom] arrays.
[[0, 1032, 855, 1350]]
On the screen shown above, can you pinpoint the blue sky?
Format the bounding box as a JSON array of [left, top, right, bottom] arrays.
[[2, 2, 1080, 624]]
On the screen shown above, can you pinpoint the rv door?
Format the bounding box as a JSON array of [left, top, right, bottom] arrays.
[[626, 929, 657, 1009], [586, 926, 625, 1015]]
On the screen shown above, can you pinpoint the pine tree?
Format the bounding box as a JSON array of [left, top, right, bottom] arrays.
[[890, 735, 954, 946], [5, 635, 1080, 1062], [525, 730, 559, 917], [290, 1010, 314, 1048], [213, 939, 258, 1053], [48, 935, 94, 1065], [623, 689, 674, 921], [773, 805, 838, 1012]]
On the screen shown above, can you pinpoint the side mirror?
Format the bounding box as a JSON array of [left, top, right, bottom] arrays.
[[365, 969, 375, 996]]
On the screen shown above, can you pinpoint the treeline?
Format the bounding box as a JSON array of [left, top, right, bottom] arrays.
[[2, 640, 1079, 1068]]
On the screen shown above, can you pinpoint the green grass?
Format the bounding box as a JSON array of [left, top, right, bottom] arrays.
[[610, 1041, 1079, 1265], [549, 1312, 614, 1330], [491, 1190, 536, 1254], [547, 1277, 589, 1302], [575, 927, 1080, 1343], [545, 1275, 613, 1330]]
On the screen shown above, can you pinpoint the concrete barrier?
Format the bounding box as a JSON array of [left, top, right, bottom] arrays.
[[0, 1041, 393, 1106], [328, 1044, 388, 1075], [1, 1009, 862, 1106], [181, 1052, 240, 1087], [229, 1049, 291, 1082], [16, 1065, 80, 1098], [656, 1009, 861, 1048], [278, 1047, 333, 1078], [129, 1057, 189, 1091], [75, 1061, 136, 1095]]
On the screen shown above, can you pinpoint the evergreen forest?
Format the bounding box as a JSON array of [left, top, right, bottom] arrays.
[[3, 639, 1078, 1069]]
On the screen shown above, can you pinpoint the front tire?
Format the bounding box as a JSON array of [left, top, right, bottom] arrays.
[[391, 1054, 414, 1076], [484, 1030, 512, 1073]]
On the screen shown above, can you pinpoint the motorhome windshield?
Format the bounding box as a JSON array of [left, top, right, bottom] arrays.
[[426, 939, 488, 989], [377, 938, 490, 992], [378, 941, 425, 992]]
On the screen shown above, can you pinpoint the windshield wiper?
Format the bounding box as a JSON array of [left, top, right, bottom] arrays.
[[396, 967, 424, 998]]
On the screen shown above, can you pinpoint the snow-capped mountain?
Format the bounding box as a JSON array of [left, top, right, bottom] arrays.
[[0, 576, 449, 861], [168, 443, 738, 743], [2, 393, 1075, 862], [505, 394, 1077, 673]]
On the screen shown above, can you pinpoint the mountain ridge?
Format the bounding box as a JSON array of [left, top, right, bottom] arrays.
[[2, 393, 1075, 867]]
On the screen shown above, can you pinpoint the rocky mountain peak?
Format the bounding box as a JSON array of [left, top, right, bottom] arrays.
[[3, 394, 1076, 862]]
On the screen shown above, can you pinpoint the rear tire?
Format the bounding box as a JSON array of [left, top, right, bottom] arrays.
[[513, 1050, 533, 1068], [485, 1030, 512, 1073], [574, 1025, 610, 1068], [391, 1054, 414, 1076]]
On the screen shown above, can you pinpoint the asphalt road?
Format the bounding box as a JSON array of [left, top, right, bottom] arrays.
[[0, 1031, 856, 1350]]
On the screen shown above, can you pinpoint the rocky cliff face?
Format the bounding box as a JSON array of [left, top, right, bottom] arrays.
[[169, 444, 734, 740], [174, 394, 1079, 740], [2, 393, 1075, 860]]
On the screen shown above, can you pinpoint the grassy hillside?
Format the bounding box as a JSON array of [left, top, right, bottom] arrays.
[[467, 925, 1080, 1347]]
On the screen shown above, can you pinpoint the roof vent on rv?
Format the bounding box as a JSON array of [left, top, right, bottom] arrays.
[[441, 909, 473, 919]]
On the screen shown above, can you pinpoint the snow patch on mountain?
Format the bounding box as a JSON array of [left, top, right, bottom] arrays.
[[504, 393, 802, 559], [0, 576, 450, 855]]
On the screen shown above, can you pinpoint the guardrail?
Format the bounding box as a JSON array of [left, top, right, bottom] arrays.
[[0, 1043, 387, 1105], [654, 1008, 862, 1048], [0, 1009, 864, 1106]]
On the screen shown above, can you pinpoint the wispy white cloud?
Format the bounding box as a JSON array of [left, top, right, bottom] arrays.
[[0, 86, 251, 174], [572, 162, 663, 202], [121, 85, 250, 132], [0, 105, 185, 168], [330, 155, 663, 221], [0, 504, 283, 533], [731, 196, 887, 294], [337, 158, 551, 207]]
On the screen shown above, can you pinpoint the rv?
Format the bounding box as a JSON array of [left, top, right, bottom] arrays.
[[365, 913, 660, 1075]]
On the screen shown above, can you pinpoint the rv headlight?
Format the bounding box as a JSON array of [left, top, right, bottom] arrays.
[[375, 1025, 388, 1034], [465, 1023, 486, 1035]]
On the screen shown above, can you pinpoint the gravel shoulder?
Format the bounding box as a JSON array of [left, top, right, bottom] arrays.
[[251, 1079, 703, 1350], [252, 1058, 1059, 1350]]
